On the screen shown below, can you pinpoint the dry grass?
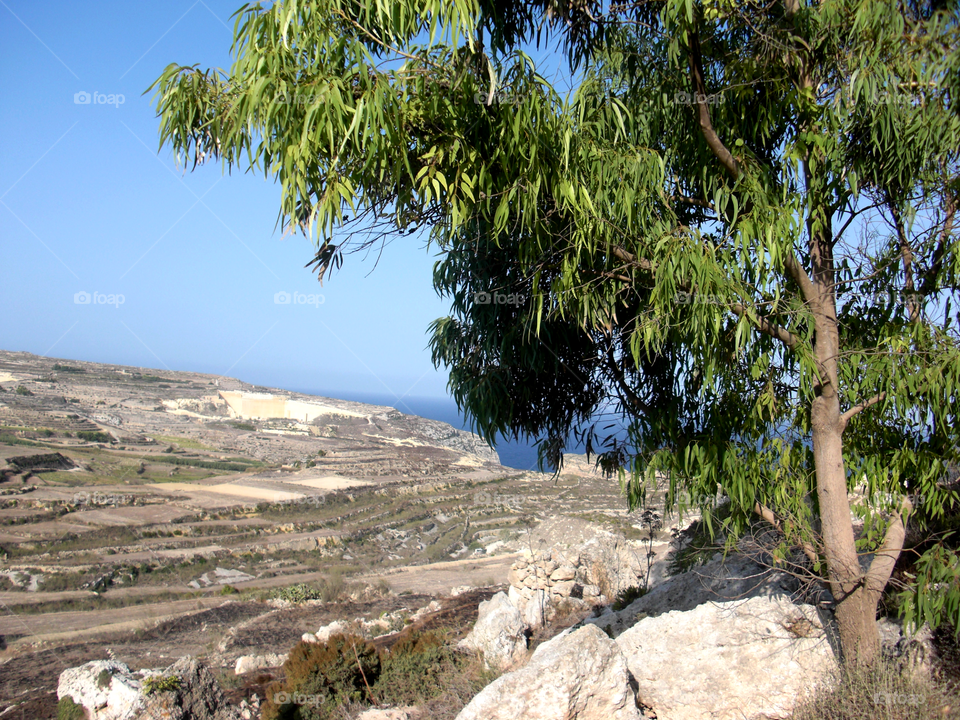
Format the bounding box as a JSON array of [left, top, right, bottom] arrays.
[[790, 659, 959, 720]]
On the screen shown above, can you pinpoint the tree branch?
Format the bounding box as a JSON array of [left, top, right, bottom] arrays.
[[839, 392, 886, 431], [610, 245, 655, 272], [783, 253, 818, 308], [687, 25, 739, 180], [730, 303, 800, 350], [754, 501, 819, 566], [863, 498, 912, 600]]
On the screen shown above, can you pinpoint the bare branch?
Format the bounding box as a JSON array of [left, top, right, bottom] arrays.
[[754, 501, 819, 566], [610, 245, 655, 272], [784, 253, 818, 308], [731, 302, 800, 350]]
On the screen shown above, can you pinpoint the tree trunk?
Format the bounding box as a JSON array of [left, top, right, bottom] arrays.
[[811, 392, 881, 665], [809, 229, 883, 666]]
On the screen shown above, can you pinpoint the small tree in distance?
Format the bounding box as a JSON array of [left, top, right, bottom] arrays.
[[150, 0, 960, 666]]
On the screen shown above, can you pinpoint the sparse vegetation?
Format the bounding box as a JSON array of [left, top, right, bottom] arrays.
[[142, 674, 181, 695], [262, 630, 499, 720], [56, 696, 86, 720], [15, 385, 33, 396], [612, 585, 648, 612], [789, 659, 958, 720], [150, 435, 216, 451], [262, 634, 379, 720], [52, 364, 84, 373], [76, 431, 112, 443]]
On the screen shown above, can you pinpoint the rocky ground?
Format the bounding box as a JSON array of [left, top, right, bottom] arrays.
[[0, 350, 670, 718]]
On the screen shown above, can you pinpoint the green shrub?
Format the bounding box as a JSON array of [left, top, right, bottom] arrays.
[[143, 675, 181, 695], [273, 576, 346, 604], [96, 669, 112, 688], [374, 631, 453, 706], [15, 386, 33, 396], [52, 364, 84, 373], [220, 584, 240, 595], [151, 456, 256, 472], [261, 628, 499, 720], [77, 431, 112, 443], [56, 696, 86, 720], [612, 585, 647, 611], [272, 583, 323, 604], [262, 634, 379, 720]]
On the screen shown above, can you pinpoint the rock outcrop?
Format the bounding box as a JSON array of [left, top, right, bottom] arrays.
[[58, 656, 240, 720], [457, 591, 527, 669], [234, 653, 288, 675], [57, 660, 142, 720], [456, 624, 640, 720], [355, 708, 417, 720], [616, 595, 836, 720], [586, 552, 799, 636], [506, 516, 690, 627]]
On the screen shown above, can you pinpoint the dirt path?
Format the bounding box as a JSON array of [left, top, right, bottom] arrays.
[[365, 553, 517, 594], [0, 596, 231, 646]]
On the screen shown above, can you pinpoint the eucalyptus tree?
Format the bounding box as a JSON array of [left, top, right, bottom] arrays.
[[151, 0, 960, 664]]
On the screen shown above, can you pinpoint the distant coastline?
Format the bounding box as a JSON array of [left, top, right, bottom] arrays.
[[297, 388, 544, 471]]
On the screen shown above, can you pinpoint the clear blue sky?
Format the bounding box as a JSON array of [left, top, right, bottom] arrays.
[[0, 0, 462, 403]]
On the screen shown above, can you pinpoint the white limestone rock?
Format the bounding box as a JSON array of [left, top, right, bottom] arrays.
[[615, 595, 837, 720], [57, 660, 143, 720], [456, 624, 640, 720], [458, 591, 527, 669], [234, 653, 288, 675]]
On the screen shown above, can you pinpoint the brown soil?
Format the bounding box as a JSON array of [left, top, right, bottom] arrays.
[[0, 588, 497, 720]]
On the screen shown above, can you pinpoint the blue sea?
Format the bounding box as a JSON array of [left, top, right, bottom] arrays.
[[296, 388, 548, 471]]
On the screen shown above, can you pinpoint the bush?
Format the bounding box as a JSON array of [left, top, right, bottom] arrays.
[[77, 431, 112, 443], [272, 583, 323, 604], [142, 675, 181, 695], [273, 576, 346, 605], [320, 574, 345, 603], [612, 585, 647, 611], [262, 634, 379, 720], [374, 631, 453, 706], [151, 455, 255, 472], [15, 386, 32, 396], [56, 696, 85, 720]]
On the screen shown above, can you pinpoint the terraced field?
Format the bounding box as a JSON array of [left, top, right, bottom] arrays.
[[0, 350, 652, 716]]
